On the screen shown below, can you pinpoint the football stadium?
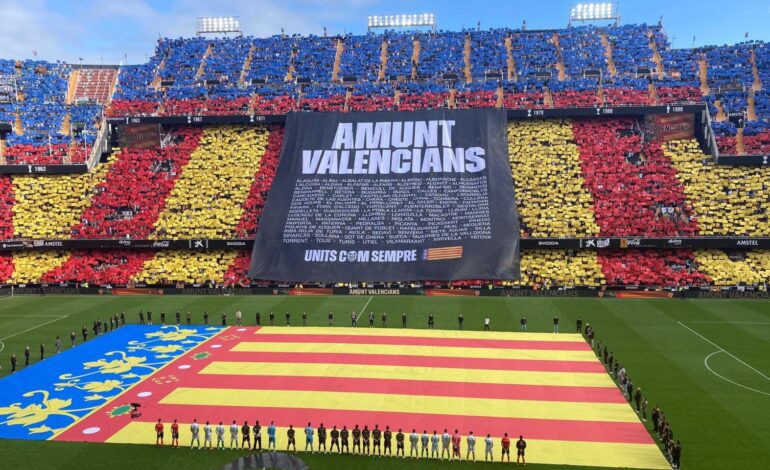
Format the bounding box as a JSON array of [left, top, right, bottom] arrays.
[[0, 1, 769, 469]]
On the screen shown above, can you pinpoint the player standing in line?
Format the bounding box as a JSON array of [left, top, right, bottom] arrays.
[[330, 425, 340, 453], [269, 311, 275, 326], [230, 420, 239, 448], [576, 316, 582, 333], [484, 316, 490, 331], [190, 419, 201, 449], [328, 311, 333, 326], [304, 422, 314, 452], [501, 432, 511, 462], [154, 419, 164, 447], [484, 434, 493, 462], [252, 420, 262, 451], [317, 422, 327, 453], [383, 425, 392, 456], [340, 425, 349, 454], [409, 429, 419, 457], [186, 311, 191, 325], [381, 312, 387, 328], [428, 313, 434, 329], [138, 310, 145, 324], [372, 424, 382, 456], [466, 431, 476, 462], [452, 429, 461, 460], [256, 311, 261, 326], [216, 422, 225, 450], [287, 424, 296, 451], [175, 310, 180, 325], [520, 316, 527, 331], [441, 429, 451, 460], [368, 311, 375, 327], [419, 430, 428, 457], [147, 310, 153, 324], [553, 315, 559, 333], [396, 428, 405, 457], [351, 311, 357, 327], [171, 419, 179, 448], [160, 311, 166, 325], [458, 313, 464, 330], [302, 311, 307, 326], [402, 312, 407, 328], [221, 312, 226, 326], [55, 336, 61, 354], [235, 309, 242, 326], [516, 435, 527, 465], [268, 421, 277, 451], [352, 425, 361, 453], [203, 311, 209, 325], [431, 430, 440, 459], [203, 421, 213, 450], [362, 425, 371, 455], [241, 421, 251, 449]]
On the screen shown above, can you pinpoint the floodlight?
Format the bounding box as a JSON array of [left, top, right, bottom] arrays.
[[196, 16, 242, 35], [367, 13, 436, 30], [569, 2, 619, 25]]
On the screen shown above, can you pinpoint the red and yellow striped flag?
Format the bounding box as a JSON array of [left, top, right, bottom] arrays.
[[57, 326, 668, 469], [422, 246, 463, 261]]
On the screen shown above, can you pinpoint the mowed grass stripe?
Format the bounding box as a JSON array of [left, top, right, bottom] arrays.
[[199, 361, 616, 388], [159, 387, 640, 423], [231, 341, 597, 362], [255, 326, 585, 342]]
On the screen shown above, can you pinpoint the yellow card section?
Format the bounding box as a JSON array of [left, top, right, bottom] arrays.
[[200, 361, 616, 388], [231, 341, 597, 362], [255, 326, 586, 342], [159, 387, 638, 423], [106, 422, 668, 469]]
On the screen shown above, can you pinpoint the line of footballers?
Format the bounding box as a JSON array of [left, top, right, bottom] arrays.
[[154, 419, 528, 464]]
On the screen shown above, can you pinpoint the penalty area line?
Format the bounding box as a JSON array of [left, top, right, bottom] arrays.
[[678, 321, 770, 391], [0, 315, 69, 342], [355, 296, 374, 323]]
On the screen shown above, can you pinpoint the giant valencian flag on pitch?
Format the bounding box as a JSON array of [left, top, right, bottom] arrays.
[[0, 325, 669, 469]]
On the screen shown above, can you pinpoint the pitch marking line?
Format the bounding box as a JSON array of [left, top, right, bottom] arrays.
[[678, 321, 770, 396], [355, 296, 373, 324], [0, 315, 69, 341]]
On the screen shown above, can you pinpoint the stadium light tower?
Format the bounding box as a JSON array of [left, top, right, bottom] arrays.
[[196, 16, 243, 36], [367, 13, 436, 32], [568, 3, 620, 26]]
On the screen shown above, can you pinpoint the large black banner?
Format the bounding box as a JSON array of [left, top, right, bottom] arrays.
[[249, 109, 520, 282]]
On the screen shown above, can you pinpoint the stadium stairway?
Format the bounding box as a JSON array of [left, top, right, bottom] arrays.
[[698, 53, 709, 94], [648, 31, 665, 80], [463, 34, 472, 83], [736, 128, 746, 154], [601, 32, 618, 77], [65, 69, 79, 105], [751, 49, 762, 91], [747, 92, 758, 121], [239, 43, 255, 85], [378, 39, 388, 81], [649, 82, 659, 104], [14, 112, 23, 135], [504, 35, 517, 81], [194, 43, 214, 81], [332, 38, 344, 82], [552, 33, 566, 81], [411, 37, 420, 80], [0, 139, 5, 163]]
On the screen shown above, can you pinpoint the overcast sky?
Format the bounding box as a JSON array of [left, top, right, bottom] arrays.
[[2, 0, 770, 65]]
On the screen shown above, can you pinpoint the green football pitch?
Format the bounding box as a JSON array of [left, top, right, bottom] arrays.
[[0, 294, 768, 470]]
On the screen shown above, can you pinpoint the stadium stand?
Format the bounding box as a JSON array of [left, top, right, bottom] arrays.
[[150, 126, 270, 239], [2, 23, 770, 288], [667, 139, 769, 236], [508, 119, 600, 237]]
